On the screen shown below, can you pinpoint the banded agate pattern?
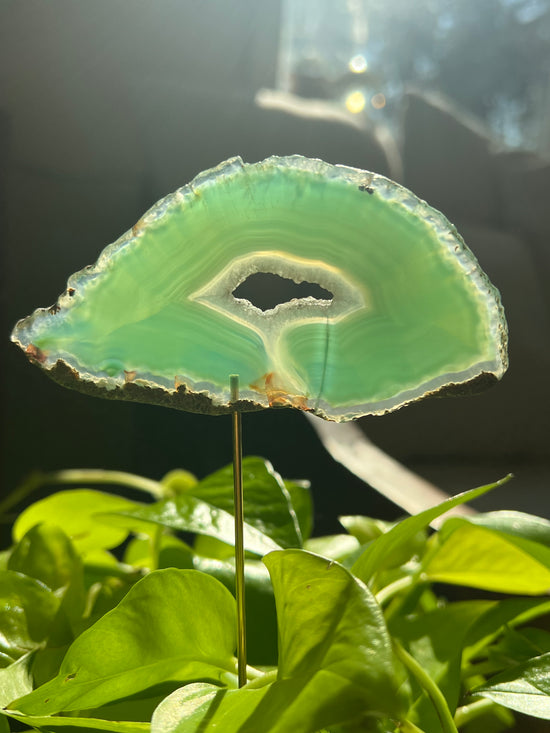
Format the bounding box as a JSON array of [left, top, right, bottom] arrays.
[[11, 156, 507, 421]]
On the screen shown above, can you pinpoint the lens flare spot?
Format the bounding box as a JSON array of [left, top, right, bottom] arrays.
[[345, 91, 366, 114], [348, 54, 368, 74], [371, 93, 386, 110]]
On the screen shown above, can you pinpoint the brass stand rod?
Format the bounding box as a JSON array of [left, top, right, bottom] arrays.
[[230, 374, 247, 687]]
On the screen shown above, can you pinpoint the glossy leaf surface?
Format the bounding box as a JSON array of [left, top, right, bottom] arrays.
[[13, 491, 140, 554], [151, 682, 269, 733], [184, 457, 302, 548], [8, 524, 85, 642], [263, 549, 405, 728], [100, 493, 281, 556], [11, 569, 237, 715], [446, 510, 550, 545], [8, 524, 82, 594], [425, 522, 550, 594], [0, 653, 33, 706], [352, 477, 508, 586], [0, 571, 60, 659], [472, 652, 550, 719], [151, 549, 405, 732], [6, 712, 149, 733]]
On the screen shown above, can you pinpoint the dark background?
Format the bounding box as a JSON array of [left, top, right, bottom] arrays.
[[2, 0, 550, 539]]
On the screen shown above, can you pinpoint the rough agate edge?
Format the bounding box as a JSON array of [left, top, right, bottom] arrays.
[[11, 155, 508, 421]]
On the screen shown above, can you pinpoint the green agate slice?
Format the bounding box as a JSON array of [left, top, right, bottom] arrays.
[[11, 156, 507, 421]]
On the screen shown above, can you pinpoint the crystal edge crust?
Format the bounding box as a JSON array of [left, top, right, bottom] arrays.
[[11, 155, 508, 420], [22, 355, 501, 421]]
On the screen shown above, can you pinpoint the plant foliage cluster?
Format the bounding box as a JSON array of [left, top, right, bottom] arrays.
[[1, 458, 550, 732]]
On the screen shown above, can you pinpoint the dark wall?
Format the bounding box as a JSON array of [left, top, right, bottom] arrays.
[[1, 1, 399, 533], [2, 2, 548, 530]]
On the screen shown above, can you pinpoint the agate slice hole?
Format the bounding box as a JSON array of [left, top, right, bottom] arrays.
[[232, 272, 333, 312]]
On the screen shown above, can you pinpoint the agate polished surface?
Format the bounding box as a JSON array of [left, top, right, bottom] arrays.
[[11, 156, 508, 421]]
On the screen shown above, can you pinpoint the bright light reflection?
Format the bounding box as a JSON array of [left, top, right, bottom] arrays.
[[371, 93, 386, 109], [345, 90, 366, 114], [349, 54, 367, 74]]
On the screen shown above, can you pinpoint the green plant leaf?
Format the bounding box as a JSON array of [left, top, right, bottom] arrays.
[[188, 457, 302, 548], [0, 653, 33, 706], [439, 514, 550, 564], [151, 682, 270, 733], [80, 692, 170, 724], [0, 652, 14, 668], [82, 550, 143, 589], [325, 718, 398, 733], [0, 551, 10, 572], [284, 479, 313, 542], [342, 515, 427, 572], [424, 523, 550, 594], [5, 711, 150, 733], [193, 535, 236, 560], [13, 490, 141, 554], [0, 571, 60, 659], [8, 524, 86, 639], [263, 549, 406, 726], [193, 556, 278, 666], [303, 535, 361, 563], [151, 550, 406, 732], [161, 469, 198, 495], [8, 524, 80, 592], [10, 569, 237, 715], [464, 598, 550, 663], [389, 601, 493, 730], [488, 627, 550, 669], [352, 477, 509, 586], [32, 645, 70, 690], [123, 535, 194, 570], [100, 494, 282, 556], [339, 516, 392, 545], [472, 652, 550, 719], [82, 568, 147, 632], [449, 510, 550, 546]]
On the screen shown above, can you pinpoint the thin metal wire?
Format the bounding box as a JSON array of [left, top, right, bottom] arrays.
[[230, 374, 247, 687]]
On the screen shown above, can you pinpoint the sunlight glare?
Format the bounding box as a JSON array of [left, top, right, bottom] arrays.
[[349, 54, 368, 74], [345, 90, 366, 114]]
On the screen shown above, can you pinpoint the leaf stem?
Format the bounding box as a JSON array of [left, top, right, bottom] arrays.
[[383, 570, 428, 623], [399, 721, 427, 733], [462, 599, 550, 664], [454, 698, 498, 728], [375, 575, 414, 606], [0, 472, 43, 516], [393, 639, 458, 733], [247, 669, 277, 689], [245, 664, 266, 680], [11, 468, 166, 502]]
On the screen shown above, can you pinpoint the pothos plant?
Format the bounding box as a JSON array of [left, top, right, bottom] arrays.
[[3, 155, 543, 731], [1, 457, 550, 733]]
